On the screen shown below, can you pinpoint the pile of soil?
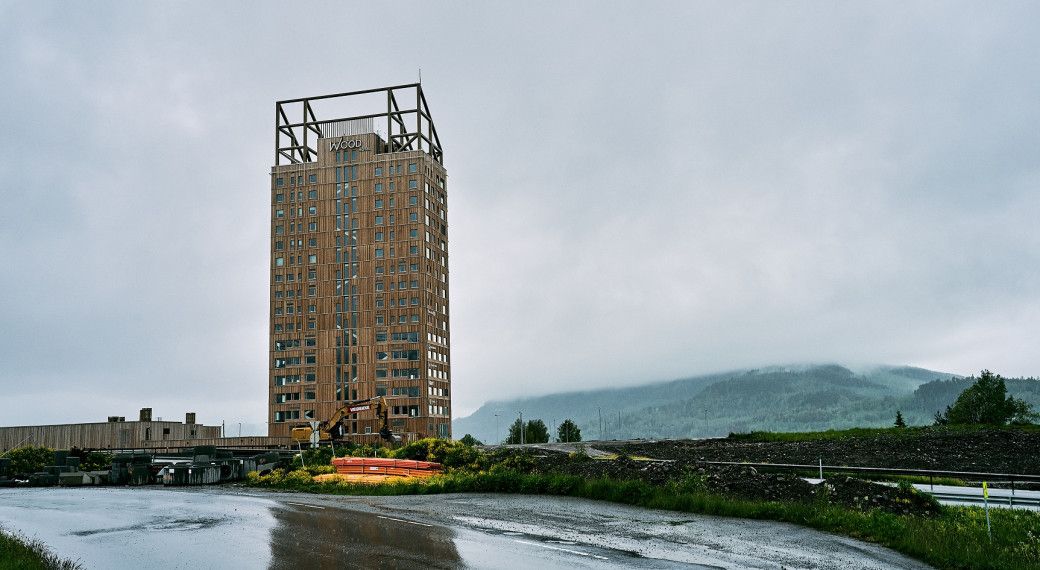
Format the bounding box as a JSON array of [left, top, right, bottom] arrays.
[[485, 449, 941, 517], [603, 428, 1040, 474]]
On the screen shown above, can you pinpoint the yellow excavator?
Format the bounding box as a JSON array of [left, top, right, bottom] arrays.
[[291, 396, 398, 446]]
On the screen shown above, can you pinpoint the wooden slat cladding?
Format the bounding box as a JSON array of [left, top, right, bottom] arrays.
[[0, 422, 222, 451], [269, 132, 451, 442]]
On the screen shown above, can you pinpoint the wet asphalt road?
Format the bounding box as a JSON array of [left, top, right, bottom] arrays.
[[0, 487, 932, 569]]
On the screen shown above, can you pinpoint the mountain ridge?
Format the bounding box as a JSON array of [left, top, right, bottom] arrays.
[[452, 364, 1030, 444]]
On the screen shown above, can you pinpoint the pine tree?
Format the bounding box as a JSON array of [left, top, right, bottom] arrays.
[[894, 410, 906, 428], [557, 419, 582, 442]]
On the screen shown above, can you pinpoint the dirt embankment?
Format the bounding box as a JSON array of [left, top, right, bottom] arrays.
[[603, 429, 1040, 474], [494, 449, 940, 517]]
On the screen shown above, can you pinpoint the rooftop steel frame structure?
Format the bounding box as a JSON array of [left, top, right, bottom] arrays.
[[275, 83, 443, 166]]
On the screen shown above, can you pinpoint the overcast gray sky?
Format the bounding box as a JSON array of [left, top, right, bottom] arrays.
[[2, 2, 1038, 430]]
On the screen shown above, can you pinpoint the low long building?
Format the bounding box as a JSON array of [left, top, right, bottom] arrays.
[[0, 409, 222, 451]]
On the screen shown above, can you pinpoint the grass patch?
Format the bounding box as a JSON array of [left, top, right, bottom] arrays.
[[246, 468, 1040, 570], [0, 528, 81, 570]]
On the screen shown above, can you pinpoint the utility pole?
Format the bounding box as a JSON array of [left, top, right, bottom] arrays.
[[519, 410, 524, 445], [494, 412, 500, 444], [598, 407, 603, 441]]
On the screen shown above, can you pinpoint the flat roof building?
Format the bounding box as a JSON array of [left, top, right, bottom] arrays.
[[268, 84, 451, 442]]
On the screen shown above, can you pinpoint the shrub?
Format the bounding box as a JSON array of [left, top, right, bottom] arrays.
[[3, 446, 54, 476]]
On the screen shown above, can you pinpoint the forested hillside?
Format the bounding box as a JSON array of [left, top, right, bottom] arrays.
[[453, 365, 1040, 444]]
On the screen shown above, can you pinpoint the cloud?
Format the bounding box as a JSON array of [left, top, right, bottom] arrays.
[[1, 2, 1037, 426]]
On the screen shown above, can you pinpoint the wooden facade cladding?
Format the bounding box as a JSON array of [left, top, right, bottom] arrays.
[[268, 129, 451, 442], [0, 422, 222, 451]]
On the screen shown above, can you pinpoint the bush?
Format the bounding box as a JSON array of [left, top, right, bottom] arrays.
[[3, 447, 54, 476], [392, 438, 484, 469], [938, 370, 1037, 426]]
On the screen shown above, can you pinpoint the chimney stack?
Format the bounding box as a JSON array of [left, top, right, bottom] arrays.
[[139, 407, 152, 422]]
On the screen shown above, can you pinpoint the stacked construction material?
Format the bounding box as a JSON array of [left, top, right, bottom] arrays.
[[331, 457, 443, 479]]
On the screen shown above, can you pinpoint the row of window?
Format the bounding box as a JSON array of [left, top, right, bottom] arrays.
[[373, 245, 419, 258], [274, 174, 317, 188], [376, 368, 420, 379], [374, 385, 421, 397], [273, 373, 316, 386], [273, 254, 317, 267], [273, 238, 317, 251], [273, 354, 317, 367], [274, 391, 316, 403], [274, 206, 319, 219], [376, 350, 420, 361], [273, 222, 318, 235], [375, 262, 420, 275], [376, 331, 420, 343], [374, 280, 419, 292], [272, 287, 316, 300], [274, 189, 318, 203], [374, 163, 418, 177], [273, 321, 317, 332], [274, 270, 317, 284], [374, 297, 420, 309], [375, 314, 422, 325]]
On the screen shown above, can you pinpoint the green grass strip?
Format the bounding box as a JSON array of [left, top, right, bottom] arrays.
[[247, 469, 1040, 570], [0, 528, 81, 570]]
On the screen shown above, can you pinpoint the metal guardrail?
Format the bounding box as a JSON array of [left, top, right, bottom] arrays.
[[695, 460, 1040, 483]]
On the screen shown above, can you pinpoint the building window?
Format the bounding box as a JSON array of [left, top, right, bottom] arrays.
[[308, 222, 317, 231], [409, 246, 418, 255], [409, 196, 418, 206], [276, 209, 285, 219], [375, 167, 383, 177], [408, 163, 417, 173], [408, 179, 418, 189], [308, 304, 316, 313], [409, 212, 418, 222], [275, 257, 284, 267], [308, 189, 317, 199], [375, 183, 383, 193], [375, 216, 384, 225], [308, 206, 317, 215], [308, 254, 317, 264], [375, 232, 384, 242], [375, 199, 383, 209], [275, 193, 285, 203], [375, 248, 384, 259], [375, 315, 384, 325], [276, 177, 285, 187], [308, 270, 316, 280], [308, 174, 317, 183]]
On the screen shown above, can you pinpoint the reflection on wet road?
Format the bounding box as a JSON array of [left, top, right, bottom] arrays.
[[0, 487, 931, 569]]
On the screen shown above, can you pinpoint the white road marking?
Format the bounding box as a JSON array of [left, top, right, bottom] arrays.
[[512, 539, 610, 560], [377, 515, 434, 527], [285, 502, 325, 509]]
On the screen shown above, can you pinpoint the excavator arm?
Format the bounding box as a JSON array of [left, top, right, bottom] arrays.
[[291, 396, 397, 445]]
